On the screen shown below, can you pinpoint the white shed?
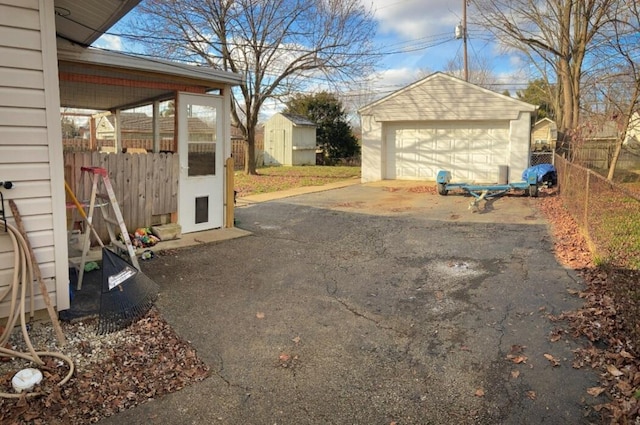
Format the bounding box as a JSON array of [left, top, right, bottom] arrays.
[[264, 113, 317, 166], [358, 72, 537, 183]]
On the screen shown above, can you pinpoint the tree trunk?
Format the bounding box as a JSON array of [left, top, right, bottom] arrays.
[[607, 138, 623, 181], [244, 121, 257, 175]]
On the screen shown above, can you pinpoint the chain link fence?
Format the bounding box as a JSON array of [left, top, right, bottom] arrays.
[[531, 151, 554, 166], [555, 155, 640, 270]]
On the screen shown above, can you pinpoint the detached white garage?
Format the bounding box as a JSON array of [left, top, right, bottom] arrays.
[[358, 72, 537, 183]]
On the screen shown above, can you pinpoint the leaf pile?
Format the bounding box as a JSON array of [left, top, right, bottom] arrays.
[[0, 308, 209, 424], [539, 192, 640, 423]]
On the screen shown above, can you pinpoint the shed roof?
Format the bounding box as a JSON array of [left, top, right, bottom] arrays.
[[280, 113, 317, 127], [359, 72, 536, 122]]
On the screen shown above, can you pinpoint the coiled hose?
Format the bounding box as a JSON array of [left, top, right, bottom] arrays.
[[0, 220, 74, 398]]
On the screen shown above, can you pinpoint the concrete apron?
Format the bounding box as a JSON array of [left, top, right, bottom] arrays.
[[98, 180, 599, 425]]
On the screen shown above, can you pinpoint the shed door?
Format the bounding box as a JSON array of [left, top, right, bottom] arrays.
[[178, 93, 224, 233], [386, 122, 510, 182]]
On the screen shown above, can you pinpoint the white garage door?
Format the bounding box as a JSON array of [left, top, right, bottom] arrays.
[[386, 122, 510, 182]]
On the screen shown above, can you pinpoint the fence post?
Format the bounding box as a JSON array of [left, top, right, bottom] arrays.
[[225, 157, 235, 228], [584, 170, 590, 239]]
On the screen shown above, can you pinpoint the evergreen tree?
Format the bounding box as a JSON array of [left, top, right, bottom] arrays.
[[517, 79, 555, 120], [284, 92, 359, 163]]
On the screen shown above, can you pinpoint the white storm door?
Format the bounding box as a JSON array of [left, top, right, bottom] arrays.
[[178, 93, 224, 233]]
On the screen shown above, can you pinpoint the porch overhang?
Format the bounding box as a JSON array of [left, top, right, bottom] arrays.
[[57, 38, 243, 111]]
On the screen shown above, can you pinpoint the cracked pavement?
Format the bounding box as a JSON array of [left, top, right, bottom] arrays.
[[98, 182, 601, 425]]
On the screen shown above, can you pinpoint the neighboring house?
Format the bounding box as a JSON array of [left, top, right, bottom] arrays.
[[263, 113, 317, 166], [95, 113, 214, 143], [531, 118, 557, 152], [624, 111, 640, 145], [358, 72, 537, 183], [0, 0, 241, 319]]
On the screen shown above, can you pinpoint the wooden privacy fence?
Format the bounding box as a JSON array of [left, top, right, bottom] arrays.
[[64, 152, 179, 243], [63, 138, 263, 170], [63, 138, 175, 152]]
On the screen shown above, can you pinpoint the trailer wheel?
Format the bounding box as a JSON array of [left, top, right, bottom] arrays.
[[437, 183, 448, 196], [528, 184, 538, 197]]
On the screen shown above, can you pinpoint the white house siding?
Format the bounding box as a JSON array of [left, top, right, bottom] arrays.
[[359, 73, 536, 183], [0, 0, 69, 317]]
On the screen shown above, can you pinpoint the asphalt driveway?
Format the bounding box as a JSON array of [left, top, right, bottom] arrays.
[[99, 181, 600, 424]]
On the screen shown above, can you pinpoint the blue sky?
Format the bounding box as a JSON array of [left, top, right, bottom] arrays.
[[364, 0, 526, 91], [94, 0, 528, 116]]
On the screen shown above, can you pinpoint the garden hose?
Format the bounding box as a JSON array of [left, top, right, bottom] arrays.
[[0, 220, 74, 399]]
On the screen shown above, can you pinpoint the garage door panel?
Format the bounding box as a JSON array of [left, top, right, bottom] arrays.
[[389, 122, 510, 182]]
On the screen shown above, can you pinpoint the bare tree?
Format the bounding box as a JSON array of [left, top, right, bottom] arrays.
[[468, 0, 619, 135], [131, 0, 376, 174], [444, 54, 500, 90], [598, 0, 640, 180]]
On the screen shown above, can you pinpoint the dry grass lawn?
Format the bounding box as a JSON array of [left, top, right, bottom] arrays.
[[234, 165, 360, 197]]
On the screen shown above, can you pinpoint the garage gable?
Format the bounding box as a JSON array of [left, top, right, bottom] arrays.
[[359, 72, 535, 122]]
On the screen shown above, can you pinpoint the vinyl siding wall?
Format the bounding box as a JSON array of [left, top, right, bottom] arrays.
[[0, 0, 70, 317]]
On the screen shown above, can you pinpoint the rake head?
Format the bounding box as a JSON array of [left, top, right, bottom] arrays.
[[98, 248, 159, 334]]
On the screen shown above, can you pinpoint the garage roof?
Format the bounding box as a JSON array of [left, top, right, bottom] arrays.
[[359, 72, 536, 121]]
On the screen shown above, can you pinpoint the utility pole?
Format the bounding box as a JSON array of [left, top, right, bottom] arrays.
[[463, 0, 468, 82]]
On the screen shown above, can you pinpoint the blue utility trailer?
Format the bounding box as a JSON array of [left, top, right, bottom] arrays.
[[436, 164, 557, 210]]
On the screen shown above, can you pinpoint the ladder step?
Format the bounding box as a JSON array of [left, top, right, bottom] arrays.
[[81, 166, 108, 176]]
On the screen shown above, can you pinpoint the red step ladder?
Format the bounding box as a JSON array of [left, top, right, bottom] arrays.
[[72, 166, 140, 290]]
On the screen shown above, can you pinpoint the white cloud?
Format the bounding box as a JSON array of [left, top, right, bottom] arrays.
[[93, 34, 123, 51], [368, 0, 461, 40]]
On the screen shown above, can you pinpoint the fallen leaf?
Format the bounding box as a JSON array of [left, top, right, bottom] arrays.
[[256, 312, 265, 319], [279, 353, 290, 362], [292, 336, 301, 344], [606, 364, 624, 377], [526, 391, 537, 400], [587, 387, 606, 397], [616, 380, 633, 396], [511, 370, 520, 379], [620, 350, 634, 360], [549, 329, 563, 342], [475, 388, 485, 397], [507, 355, 528, 364], [544, 353, 560, 367]]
